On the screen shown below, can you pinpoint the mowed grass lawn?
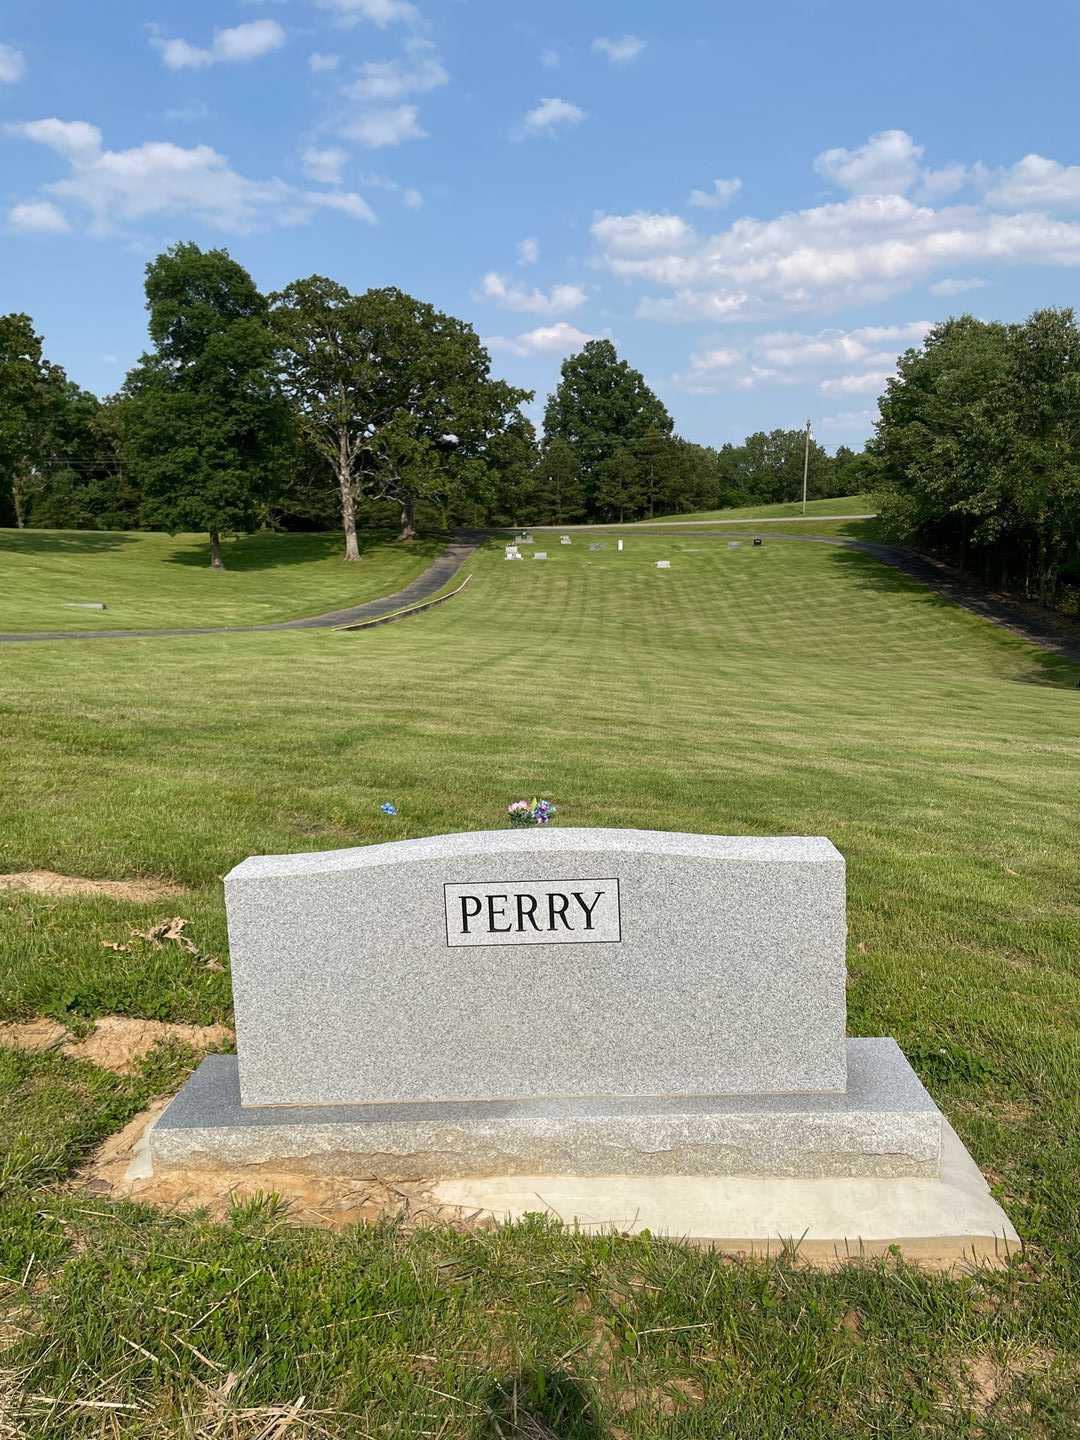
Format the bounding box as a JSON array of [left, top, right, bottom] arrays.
[[636, 492, 876, 523], [0, 527, 444, 632], [1, 531, 1079, 1437]]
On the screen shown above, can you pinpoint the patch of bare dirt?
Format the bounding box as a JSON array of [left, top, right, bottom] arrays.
[[0, 1016, 233, 1074], [0, 1018, 69, 1054], [949, 1347, 1057, 1418], [66, 1017, 234, 1073], [0, 870, 185, 902], [614, 1377, 705, 1416], [77, 1105, 492, 1233]]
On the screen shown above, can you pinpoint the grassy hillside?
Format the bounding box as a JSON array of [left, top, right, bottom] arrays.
[[0, 528, 443, 632], [1, 531, 1078, 1436], [638, 493, 876, 523]]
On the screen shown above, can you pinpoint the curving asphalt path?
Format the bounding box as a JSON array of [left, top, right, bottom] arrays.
[[0, 540, 477, 644]]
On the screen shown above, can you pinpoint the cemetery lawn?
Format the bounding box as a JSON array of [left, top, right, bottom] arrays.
[[636, 492, 876, 522], [2, 529, 1079, 1437], [0, 527, 444, 632]]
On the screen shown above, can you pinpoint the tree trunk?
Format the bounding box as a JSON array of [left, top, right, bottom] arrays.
[[338, 430, 360, 561], [399, 492, 416, 542], [209, 530, 224, 570], [12, 476, 27, 529]]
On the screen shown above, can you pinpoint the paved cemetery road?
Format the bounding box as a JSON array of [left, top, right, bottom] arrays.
[[0, 540, 477, 643]]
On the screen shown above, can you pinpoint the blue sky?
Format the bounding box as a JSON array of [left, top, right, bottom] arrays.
[[4, 0, 1080, 450]]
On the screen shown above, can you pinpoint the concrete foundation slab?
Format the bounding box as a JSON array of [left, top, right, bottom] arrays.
[[152, 1039, 941, 1180], [432, 1121, 1019, 1265]]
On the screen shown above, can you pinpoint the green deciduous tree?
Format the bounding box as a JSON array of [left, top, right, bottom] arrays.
[[0, 313, 67, 528], [270, 276, 372, 560], [23, 385, 134, 530], [116, 243, 287, 569], [873, 308, 1080, 608], [532, 438, 585, 524], [355, 288, 533, 540], [543, 340, 673, 512], [273, 281, 533, 548], [594, 445, 645, 523]]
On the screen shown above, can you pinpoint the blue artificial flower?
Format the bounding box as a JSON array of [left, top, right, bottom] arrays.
[[380, 802, 398, 815]]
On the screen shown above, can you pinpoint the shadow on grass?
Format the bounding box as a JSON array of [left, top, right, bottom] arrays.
[[830, 517, 884, 541], [163, 529, 444, 571], [826, 544, 1080, 686], [475, 1371, 603, 1440], [0, 528, 139, 555]]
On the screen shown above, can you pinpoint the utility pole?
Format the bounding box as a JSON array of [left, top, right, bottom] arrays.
[[801, 417, 812, 516]]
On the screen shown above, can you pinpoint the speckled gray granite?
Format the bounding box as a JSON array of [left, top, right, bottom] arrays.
[[150, 1039, 940, 1179], [225, 830, 847, 1107]]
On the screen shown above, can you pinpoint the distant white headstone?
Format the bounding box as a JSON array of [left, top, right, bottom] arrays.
[[534, 551, 548, 560], [560, 536, 572, 545], [656, 560, 671, 569], [617, 540, 624, 552]]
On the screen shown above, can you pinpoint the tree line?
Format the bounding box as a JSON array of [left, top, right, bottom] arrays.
[[872, 308, 1080, 612], [2, 242, 869, 567]]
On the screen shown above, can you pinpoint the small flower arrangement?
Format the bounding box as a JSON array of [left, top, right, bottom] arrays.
[[380, 802, 397, 815], [507, 797, 557, 827]]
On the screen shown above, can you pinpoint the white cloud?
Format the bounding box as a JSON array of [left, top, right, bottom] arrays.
[[8, 199, 69, 233], [688, 177, 742, 210], [310, 190, 377, 222], [819, 370, 894, 395], [638, 289, 749, 322], [479, 272, 586, 315], [929, 275, 987, 296], [596, 189, 1080, 322], [215, 20, 286, 61], [0, 43, 26, 84], [814, 129, 924, 196], [152, 19, 286, 70], [346, 38, 447, 101], [402, 186, 422, 208], [688, 348, 739, 372], [671, 321, 932, 396], [592, 35, 645, 65], [520, 97, 586, 137], [343, 104, 426, 147], [819, 409, 876, 433], [591, 210, 694, 254], [920, 163, 969, 201], [316, 0, 418, 27], [985, 153, 1080, 209], [309, 52, 341, 72], [303, 146, 347, 184], [12, 118, 103, 157], [486, 321, 595, 357], [752, 321, 932, 370], [517, 236, 539, 266], [540, 48, 559, 69], [154, 38, 211, 70], [9, 118, 375, 233]]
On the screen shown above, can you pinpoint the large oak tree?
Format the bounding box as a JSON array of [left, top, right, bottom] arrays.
[[272, 281, 533, 550], [115, 243, 287, 569]]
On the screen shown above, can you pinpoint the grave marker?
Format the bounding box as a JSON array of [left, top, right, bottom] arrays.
[[151, 829, 1018, 1255]]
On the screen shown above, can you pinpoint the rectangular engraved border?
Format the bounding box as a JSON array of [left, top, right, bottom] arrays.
[[443, 877, 623, 948]]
